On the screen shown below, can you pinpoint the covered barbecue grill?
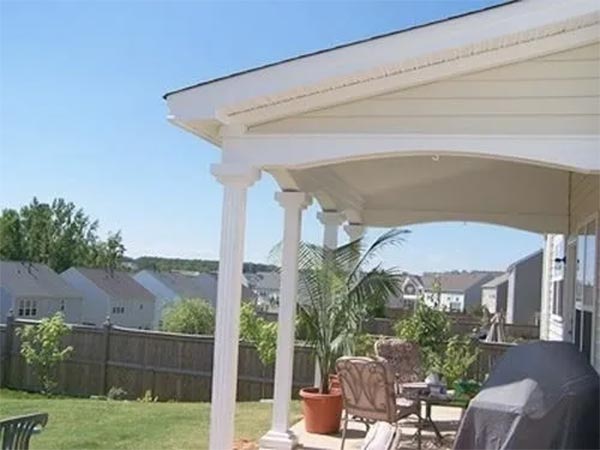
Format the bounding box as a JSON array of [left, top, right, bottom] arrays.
[[454, 341, 600, 450]]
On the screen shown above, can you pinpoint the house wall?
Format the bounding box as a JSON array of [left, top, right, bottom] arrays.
[[253, 44, 600, 136], [133, 271, 179, 329], [507, 252, 543, 325], [0, 287, 13, 323], [109, 296, 154, 330], [569, 174, 600, 234], [61, 269, 110, 326]]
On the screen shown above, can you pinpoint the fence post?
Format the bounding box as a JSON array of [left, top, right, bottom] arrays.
[[100, 316, 112, 395], [2, 310, 15, 388]]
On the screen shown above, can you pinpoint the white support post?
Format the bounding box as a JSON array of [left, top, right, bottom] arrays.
[[260, 191, 311, 450], [343, 223, 365, 242], [209, 164, 260, 450], [313, 210, 345, 388], [317, 211, 345, 249]]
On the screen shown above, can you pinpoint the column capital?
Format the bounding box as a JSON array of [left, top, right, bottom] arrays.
[[275, 191, 312, 210], [344, 223, 365, 241], [317, 210, 345, 226], [211, 164, 260, 188]]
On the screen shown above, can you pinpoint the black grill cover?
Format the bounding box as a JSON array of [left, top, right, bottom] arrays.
[[454, 341, 599, 450]]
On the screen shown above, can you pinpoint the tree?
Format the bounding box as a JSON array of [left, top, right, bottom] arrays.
[[294, 229, 407, 393], [239, 303, 277, 366], [0, 197, 125, 272], [0, 209, 23, 260], [91, 231, 125, 273], [161, 298, 215, 335], [17, 313, 73, 394]]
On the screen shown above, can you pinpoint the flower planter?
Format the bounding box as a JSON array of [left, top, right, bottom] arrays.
[[299, 387, 343, 434]]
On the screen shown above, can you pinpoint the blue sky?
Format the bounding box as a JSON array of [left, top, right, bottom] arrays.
[[0, 1, 543, 273]]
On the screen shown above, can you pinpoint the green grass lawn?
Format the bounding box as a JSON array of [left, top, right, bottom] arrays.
[[0, 389, 302, 450]]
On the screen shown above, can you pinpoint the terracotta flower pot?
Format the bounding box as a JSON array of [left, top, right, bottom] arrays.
[[300, 387, 343, 434]]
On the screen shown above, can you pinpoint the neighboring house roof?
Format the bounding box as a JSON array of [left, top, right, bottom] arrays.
[[0, 261, 82, 299], [72, 268, 155, 301], [422, 271, 500, 293], [245, 271, 281, 291], [141, 270, 255, 303], [506, 249, 543, 272], [145, 271, 218, 300], [482, 273, 510, 289]]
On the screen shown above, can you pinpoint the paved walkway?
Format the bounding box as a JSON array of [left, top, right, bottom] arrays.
[[292, 405, 462, 450]]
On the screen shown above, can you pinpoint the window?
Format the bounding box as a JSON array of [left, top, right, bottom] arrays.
[[449, 302, 461, 312], [139, 304, 143, 310], [60, 300, 65, 312], [24, 300, 31, 316], [31, 300, 37, 316], [18, 300, 24, 317]]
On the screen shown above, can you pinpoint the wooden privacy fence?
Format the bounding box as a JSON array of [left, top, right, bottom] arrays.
[[0, 317, 315, 402], [363, 317, 539, 340]]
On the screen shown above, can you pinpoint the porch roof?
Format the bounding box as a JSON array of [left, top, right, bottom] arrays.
[[165, 0, 599, 234]]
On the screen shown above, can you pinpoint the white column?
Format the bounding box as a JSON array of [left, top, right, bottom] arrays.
[[261, 191, 311, 450], [209, 164, 260, 450], [344, 223, 365, 242], [317, 211, 345, 249]]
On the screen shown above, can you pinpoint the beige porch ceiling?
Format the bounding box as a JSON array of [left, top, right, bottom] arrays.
[[282, 155, 571, 233]]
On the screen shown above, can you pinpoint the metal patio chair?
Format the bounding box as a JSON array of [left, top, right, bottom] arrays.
[[0, 413, 48, 450], [336, 357, 421, 450]]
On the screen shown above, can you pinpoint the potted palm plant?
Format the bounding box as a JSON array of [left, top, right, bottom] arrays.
[[295, 229, 406, 434]]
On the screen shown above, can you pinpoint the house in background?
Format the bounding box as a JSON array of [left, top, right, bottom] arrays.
[[0, 261, 83, 323], [387, 273, 424, 310], [244, 271, 280, 311], [134, 270, 253, 329], [481, 250, 543, 325], [505, 250, 543, 325], [422, 271, 499, 312], [61, 268, 155, 328], [481, 273, 509, 316]]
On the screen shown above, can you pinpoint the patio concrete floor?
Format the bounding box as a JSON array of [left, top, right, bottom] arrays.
[[292, 405, 462, 450]]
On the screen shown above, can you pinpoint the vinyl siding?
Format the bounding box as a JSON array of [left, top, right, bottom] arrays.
[[252, 44, 600, 135]]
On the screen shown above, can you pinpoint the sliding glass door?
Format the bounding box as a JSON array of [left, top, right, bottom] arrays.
[[573, 218, 597, 362]]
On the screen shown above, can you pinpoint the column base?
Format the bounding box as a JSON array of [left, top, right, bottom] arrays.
[[259, 429, 298, 450]]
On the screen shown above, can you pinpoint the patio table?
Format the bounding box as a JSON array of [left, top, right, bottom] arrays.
[[401, 382, 470, 445]]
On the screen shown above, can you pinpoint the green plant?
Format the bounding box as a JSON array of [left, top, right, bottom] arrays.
[[353, 333, 378, 357], [107, 386, 128, 400], [293, 229, 407, 393], [394, 299, 451, 372], [137, 390, 158, 403], [239, 303, 277, 366], [161, 298, 215, 335], [441, 335, 479, 386], [17, 313, 73, 394]]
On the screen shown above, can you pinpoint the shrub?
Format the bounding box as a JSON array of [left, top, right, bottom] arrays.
[[137, 389, 158, 403], [353, 333, 378, 357], [441, 335, 479, 386], [161, 298, 215, 335], [239, 303, 277, 366], [17, 312, 73, 394], [107, 386, 128, 400], [394, 299, 450, 372]]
